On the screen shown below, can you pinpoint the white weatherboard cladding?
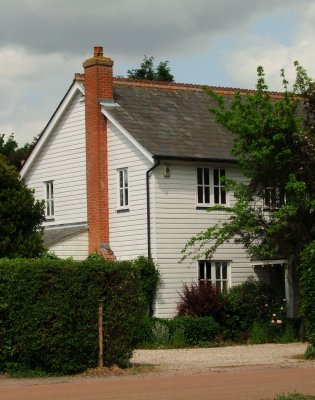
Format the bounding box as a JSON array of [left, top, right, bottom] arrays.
[[107, 120, 153, 259], [24, 92, 87, 226], [49, 231, 88, 260], [153, 163, 255, 318]]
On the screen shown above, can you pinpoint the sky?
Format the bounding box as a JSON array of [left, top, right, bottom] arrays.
[[1, 0, 315, 145]]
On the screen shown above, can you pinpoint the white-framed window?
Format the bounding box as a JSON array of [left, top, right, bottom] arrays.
[[264, 187, 286, 209], [198, 260, 230, 292], [45, 181, 54, 218], [118, 168, 128, 208], [197, 167, 226, 206]]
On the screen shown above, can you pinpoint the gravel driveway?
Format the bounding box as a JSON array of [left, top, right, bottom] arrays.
[[132, 343, 309, 370]]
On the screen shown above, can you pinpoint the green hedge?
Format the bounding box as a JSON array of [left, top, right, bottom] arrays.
[[300, 241, 315, 346], [172, 316, 220, 346], [0, 257, 149, 373]]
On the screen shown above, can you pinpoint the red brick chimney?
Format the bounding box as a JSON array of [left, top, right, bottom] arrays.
[[83, 46, 113, 254]]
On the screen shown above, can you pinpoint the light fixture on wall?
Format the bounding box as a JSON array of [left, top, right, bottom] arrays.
[[163, 165, 171, 178]]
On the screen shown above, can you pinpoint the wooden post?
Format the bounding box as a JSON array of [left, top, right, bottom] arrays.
[[98, 300, 104, 368]]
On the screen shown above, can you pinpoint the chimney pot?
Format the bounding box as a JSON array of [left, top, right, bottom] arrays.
[[94, 46, 103, 57]]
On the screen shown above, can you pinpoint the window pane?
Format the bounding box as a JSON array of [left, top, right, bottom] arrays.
[[216, 280, 221, 292], [215, 262, 221, 279], [204, 187, 210, 203], [198, 186, 203, 203], [47, 202, 50, 216], [197, 168, 203, 185], [198, 262, 204, 280], [214, 187, 219, 204], [213, 169, 219, 185], [221, 189, 226, 204], [50, 183, 53, 198], [220, 169, 225, 179], [120, 189, 124, 206], [51, 201, 54, 216], [204, 168, 209, 185], [119, 170, 123, 188], [125, 189, 128, 206], [206, 262, 211, 280], [222, 281, 228, 292], [124, 169, 128, 187], [222, 264, 227, 279]]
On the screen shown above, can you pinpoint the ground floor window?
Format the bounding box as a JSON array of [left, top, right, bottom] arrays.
[[198, 260, 230, 292]]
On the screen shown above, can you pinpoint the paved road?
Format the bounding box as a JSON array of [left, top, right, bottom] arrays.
[[1, 366, 315, 400], [1, 344, 314, 400]]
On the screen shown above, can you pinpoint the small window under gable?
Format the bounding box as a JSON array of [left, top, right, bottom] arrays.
[[118, 168, 128, 209], [45, 181, 54, 219], [197, 167, 226, 206]]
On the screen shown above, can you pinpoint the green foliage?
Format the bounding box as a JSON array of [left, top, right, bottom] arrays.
[[133, 256, 159, 306], [127, 56, 174, 82], [0, 155, 45, 258], [222, 278, 282, 339], [299, 241, 315, 345], [0, 133, 38, 171], [172, 316, 220, 346], [151, 319, 172, 346], [137, 316, 220, 348], [183, 63, 315, 272], [304, 343, 315, 359], [248, 321, 273, 344], [0, 258, 146, 373], [177, 281, 226, 319]]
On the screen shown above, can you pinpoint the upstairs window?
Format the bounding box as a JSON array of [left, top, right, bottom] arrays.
[[197, 167, 226, 206], [45, 181, 54, 218], [118, 168, 128, 208], [198, 260, 230, 293], [213, 169, 226, 204], [264, 187, 286, 209]]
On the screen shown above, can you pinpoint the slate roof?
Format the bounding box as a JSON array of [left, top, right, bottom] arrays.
[[43, 225, 88, 247], [102, 81, 237, 162]]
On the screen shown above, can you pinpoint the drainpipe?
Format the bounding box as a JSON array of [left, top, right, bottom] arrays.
[[146, 159, 160, 259]]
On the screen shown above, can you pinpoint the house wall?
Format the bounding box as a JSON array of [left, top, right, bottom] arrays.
[[152, 162, 257, 318], [23, 91, 87, 227], [49, 231, 89, 260], [107, 121, 153, 259]]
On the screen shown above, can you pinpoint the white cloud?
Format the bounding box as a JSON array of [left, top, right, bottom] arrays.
[[0, 0, 314, 144], [0, 47, 82, 143], [222, 2, 315, 91]]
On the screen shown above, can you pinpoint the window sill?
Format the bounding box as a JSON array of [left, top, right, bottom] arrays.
[[45, 217, 55, 222], [116, 208, 130, 214]]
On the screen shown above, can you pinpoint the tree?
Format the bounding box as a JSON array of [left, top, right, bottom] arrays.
[[127, 56, 174, 81], [0, 133, 38, 171], [0, 155, 45, 258], [183, 63, 315, 315]]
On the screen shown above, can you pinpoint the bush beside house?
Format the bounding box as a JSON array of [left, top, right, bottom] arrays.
[[0, 257, 156, 374], [138, 279, 300, 348]]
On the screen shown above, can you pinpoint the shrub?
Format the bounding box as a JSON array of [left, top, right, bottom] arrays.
[[248, 321, 272, 344], [172, 316, 220, 346], [133, 256, 159, 311], [177, 281, 225, 319], [304, 343, 315, 359], [222, 278, 283, 339], [151, 319, 172, 346], [0, 257, 146, 373], [299, 241, 315, 346]]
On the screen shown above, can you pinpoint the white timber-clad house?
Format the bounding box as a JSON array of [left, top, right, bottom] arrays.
[[21, 46, 293, 318]]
